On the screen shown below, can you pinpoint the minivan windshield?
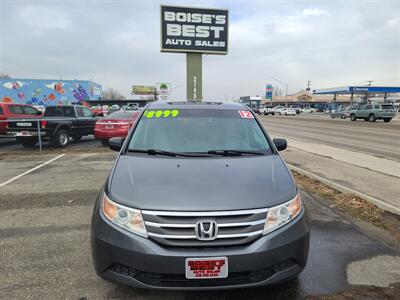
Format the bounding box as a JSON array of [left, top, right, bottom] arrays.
[[128, 108, 271, 154]]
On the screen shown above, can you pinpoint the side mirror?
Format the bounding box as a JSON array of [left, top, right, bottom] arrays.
[[109, 137, 124, 152], [273, 138, 287, 151]]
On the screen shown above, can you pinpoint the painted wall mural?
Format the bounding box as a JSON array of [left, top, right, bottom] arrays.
[[0, 79, 102, 106]]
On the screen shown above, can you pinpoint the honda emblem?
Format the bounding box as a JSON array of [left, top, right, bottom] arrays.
[[195, 220, 218, 241]]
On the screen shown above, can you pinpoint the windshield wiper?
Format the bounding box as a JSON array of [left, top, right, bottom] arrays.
[[207, 150, 265, 156], [128, 149, 211, 157], [128, 149, 177, 157]]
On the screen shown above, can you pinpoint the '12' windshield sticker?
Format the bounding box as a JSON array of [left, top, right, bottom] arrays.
[[143, 109, 180, 119], [238, 110, 254, 119]]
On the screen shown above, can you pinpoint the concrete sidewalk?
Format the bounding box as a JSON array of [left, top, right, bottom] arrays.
[[286, 138, 400, 178]]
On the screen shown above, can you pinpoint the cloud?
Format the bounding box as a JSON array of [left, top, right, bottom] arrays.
[[302, 7, 328, 16], [17, 6, 71, 30]]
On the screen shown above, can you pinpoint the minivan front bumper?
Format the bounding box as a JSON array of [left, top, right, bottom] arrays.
[[91, 196, 310, 290]]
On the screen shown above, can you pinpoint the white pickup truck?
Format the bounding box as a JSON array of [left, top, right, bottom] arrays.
[[259, 106, 275, 115]]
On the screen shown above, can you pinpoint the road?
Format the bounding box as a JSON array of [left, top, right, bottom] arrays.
[[259, 114, 400, 162], [1, 153, 399, 299]]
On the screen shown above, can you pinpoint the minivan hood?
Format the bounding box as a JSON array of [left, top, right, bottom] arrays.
[[109, 154, 297, 211]]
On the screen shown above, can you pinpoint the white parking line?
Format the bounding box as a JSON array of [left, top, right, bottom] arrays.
[[0, 154, 65, 188]]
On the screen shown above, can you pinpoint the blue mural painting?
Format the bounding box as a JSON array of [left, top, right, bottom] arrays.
[[0, 79, 102, 106]]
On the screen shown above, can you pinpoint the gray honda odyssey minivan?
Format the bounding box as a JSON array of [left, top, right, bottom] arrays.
[[91, 101, 309, 290]]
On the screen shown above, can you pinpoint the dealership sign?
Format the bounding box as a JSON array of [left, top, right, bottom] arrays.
[[160, 5, 229, 54]]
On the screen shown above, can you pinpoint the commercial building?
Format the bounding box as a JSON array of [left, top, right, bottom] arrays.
[[262, 87, 400, 111], [0, 78, 102, 106], [239, 96, 262, 110], [263, 90, 351, 109]]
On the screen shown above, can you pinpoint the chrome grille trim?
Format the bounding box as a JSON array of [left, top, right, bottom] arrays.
[[145, 221, 195, 228], [142, 208, 268, 217], [144, 219, 265, 228], [142, 208, 268, 247], [147, 230, 264, 240]]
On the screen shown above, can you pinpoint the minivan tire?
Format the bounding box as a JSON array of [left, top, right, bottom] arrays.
[[369, 114, 376, 122], [51, 129, 70, 148]]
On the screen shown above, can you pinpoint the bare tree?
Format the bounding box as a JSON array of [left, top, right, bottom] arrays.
[[273, 86, 283, 96], [102, 88, 126, 100], [0, 73, 11, 79]]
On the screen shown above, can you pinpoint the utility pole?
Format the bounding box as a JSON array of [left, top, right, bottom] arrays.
[[306, 80, 312, 92]]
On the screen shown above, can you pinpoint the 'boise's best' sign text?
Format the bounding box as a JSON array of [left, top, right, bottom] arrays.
[[161, 5, 228, 54]]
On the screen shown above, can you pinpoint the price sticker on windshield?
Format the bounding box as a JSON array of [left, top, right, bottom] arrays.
[[144, 109, 180, 119], [239, 110, 254, 119]]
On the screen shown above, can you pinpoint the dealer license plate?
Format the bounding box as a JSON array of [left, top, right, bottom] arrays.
[[185, 257, 228, 279]]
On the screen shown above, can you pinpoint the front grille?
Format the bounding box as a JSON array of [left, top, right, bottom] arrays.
[[142, 208, 268, 247]]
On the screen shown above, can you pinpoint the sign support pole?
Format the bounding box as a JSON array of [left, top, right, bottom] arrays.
[[186, 53, 202, 101]]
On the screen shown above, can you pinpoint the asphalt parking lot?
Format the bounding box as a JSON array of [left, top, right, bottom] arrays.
[[1, 150, 399, 299]]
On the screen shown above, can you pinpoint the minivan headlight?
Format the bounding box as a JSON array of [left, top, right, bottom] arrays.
[[102, 193, 148, 238], [263, 193, 302, 235]]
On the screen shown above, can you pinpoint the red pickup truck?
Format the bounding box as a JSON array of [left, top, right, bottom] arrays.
[[0, 103, 43, 135]]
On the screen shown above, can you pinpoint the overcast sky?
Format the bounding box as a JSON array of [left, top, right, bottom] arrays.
[[1, 0, 399, 100]]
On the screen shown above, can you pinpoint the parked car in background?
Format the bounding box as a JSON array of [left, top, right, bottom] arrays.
[[255, 105, 265, 114], [279, 108, 297, 116], [0, 103, 42, 136], [95, 110, 140, 146], [272, 106, 285, 114], [7, 105, 97, 147], [303, 107, 316, 113], [253, 105, 262, 114], [125, 103, 139, 111], [289, 105, 302, 114], [33, 105, 46, 113], [91, 105, 104, 117], [108, 105, 121, 115], [330, 106, 351, 119], [349, 103, 396, 122], [259, 105, 274, 115]]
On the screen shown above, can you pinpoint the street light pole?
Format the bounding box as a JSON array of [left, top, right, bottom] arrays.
[[285, 82, 288, 108]]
